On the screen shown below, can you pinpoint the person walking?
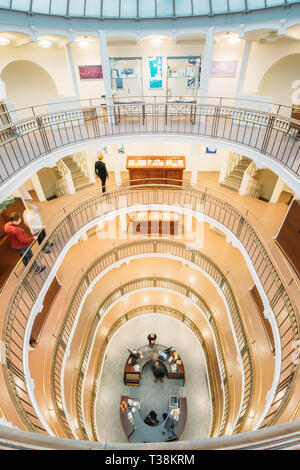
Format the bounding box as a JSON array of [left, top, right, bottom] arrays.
[[4, 212, 46, 273], [23, 203, 53, 253], [95, 153, 109, 193]]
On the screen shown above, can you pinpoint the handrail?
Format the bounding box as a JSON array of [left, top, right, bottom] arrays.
[[0, 184, 299, 439], [0, 96, 295, 127], [0, 420, 300, 450], [0, 99, 299, 200]]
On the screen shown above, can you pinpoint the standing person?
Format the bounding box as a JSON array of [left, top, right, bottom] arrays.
[[95, 153, 109, 193], [4, 212, 46, 273], [23, 203, 53, 253], [147, 333, 157, 347]]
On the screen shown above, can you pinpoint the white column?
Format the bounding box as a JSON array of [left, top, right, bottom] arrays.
[[200, 27, 214, 102], [236, 40, 251, 97], [0, 76, 7, 102], [98, 29, 112, 100], [64, 43, 80, 99], [270, 177, 285, 203], [30, 174, 46, 202]]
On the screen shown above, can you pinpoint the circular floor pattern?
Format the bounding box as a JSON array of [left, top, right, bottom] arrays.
[[95, 314, 212, 443]]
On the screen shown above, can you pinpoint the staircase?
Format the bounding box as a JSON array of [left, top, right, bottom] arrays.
[[220, 156, 252, 192], [62, 156, 93, 192]]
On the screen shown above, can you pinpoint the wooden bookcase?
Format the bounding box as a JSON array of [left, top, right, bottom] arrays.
[[126, 155, 185, 186]]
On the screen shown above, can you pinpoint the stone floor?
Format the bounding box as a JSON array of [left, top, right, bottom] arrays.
[[95, 313, 212, 444]]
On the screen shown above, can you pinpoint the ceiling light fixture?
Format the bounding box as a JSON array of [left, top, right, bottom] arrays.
[[0, 37, 10, 45], [227, 33, 240, 45], [38, 39, 52, 48], [77, 37, 91, 48], [151, 37, 162, 46]]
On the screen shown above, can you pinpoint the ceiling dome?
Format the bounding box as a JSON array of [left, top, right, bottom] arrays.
[[0, 0, 299, 19]]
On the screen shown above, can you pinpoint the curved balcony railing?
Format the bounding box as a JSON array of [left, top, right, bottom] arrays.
[[0, 183, 299, 441], [0, 97, 299, 198], [54, 238, 250, 440]]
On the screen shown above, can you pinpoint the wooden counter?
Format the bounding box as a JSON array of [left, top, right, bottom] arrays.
[[126, 155, 185, 187], [129, 211, 180, 236]]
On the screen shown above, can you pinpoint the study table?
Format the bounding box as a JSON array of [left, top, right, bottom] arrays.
[[120, 395, 187, 443]]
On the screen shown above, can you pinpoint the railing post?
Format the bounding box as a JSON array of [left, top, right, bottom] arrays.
[[36, 117, 51, 154], [261, 115, 276, 155]]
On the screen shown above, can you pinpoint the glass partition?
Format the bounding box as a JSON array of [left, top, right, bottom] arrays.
[[167, 56, 201, 97], [109, 57, 143, 99]]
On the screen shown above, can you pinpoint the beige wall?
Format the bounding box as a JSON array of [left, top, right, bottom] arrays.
[[243, 37, 300, 102]]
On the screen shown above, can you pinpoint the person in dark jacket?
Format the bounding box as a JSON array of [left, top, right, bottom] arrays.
[[4, 212, 46, 273], [95, 153, 109, 193]]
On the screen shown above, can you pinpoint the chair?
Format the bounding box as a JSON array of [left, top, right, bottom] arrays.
[[149, 410, 158, 421]]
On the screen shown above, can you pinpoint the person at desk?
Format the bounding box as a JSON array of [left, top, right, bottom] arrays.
[[152, 360, 166, 383], [147, 333, 157, 347]]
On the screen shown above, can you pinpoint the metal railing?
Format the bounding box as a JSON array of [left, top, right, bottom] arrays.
[[0, 183, 299, 440], [54, 237, 248, 441], [0, 98, 299, 196]]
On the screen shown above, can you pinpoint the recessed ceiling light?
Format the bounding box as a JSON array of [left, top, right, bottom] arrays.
[[151, 37, 162, 46], [77, 37, 91, 48], [227, 34, 240, 45], [0, 37, 10, 45], [39, 39, 52, 48]]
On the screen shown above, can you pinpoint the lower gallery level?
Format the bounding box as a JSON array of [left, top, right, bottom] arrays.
[[0, 139, 299, 448]]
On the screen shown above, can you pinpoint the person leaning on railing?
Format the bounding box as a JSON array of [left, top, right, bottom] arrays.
[[4, 212, 46, 274]]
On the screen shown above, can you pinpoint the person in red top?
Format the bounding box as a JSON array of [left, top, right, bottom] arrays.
[[5, 212, 45, 273]]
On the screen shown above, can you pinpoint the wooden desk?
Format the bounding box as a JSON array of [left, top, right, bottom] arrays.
[[123, 344, 185, 385], [173, 397, 187, 439], [126, 155, 185, 187], [129, 211, 180, 236], [120, 395, 187, 442]]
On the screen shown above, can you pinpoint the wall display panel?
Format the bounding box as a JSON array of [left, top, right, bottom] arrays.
[[110, 57, 143, 97], [79, 65, 103, 80], [167, 56, 201, 96], [210, 61, 238, 77], [148, 57, 163, 89], [0, 0, 10, 7]]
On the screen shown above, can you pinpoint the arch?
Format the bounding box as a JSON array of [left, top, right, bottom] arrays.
[[257, 53, 300, 107], [1, 60, 59, 109]]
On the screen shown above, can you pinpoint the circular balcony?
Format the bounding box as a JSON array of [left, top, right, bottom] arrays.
[[0, 182, 299, 449], [0, 97, 299, 202]]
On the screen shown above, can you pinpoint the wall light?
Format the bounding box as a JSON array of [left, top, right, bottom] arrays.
[[150, 37, 162, 46], [0, 37, 10, 45], [39, 39, 53, 48]]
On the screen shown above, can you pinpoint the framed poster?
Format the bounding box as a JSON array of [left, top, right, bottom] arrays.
[[210, 61, 238, 77], [148, 56, 163, 89], [78, 65, 103, 80]]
